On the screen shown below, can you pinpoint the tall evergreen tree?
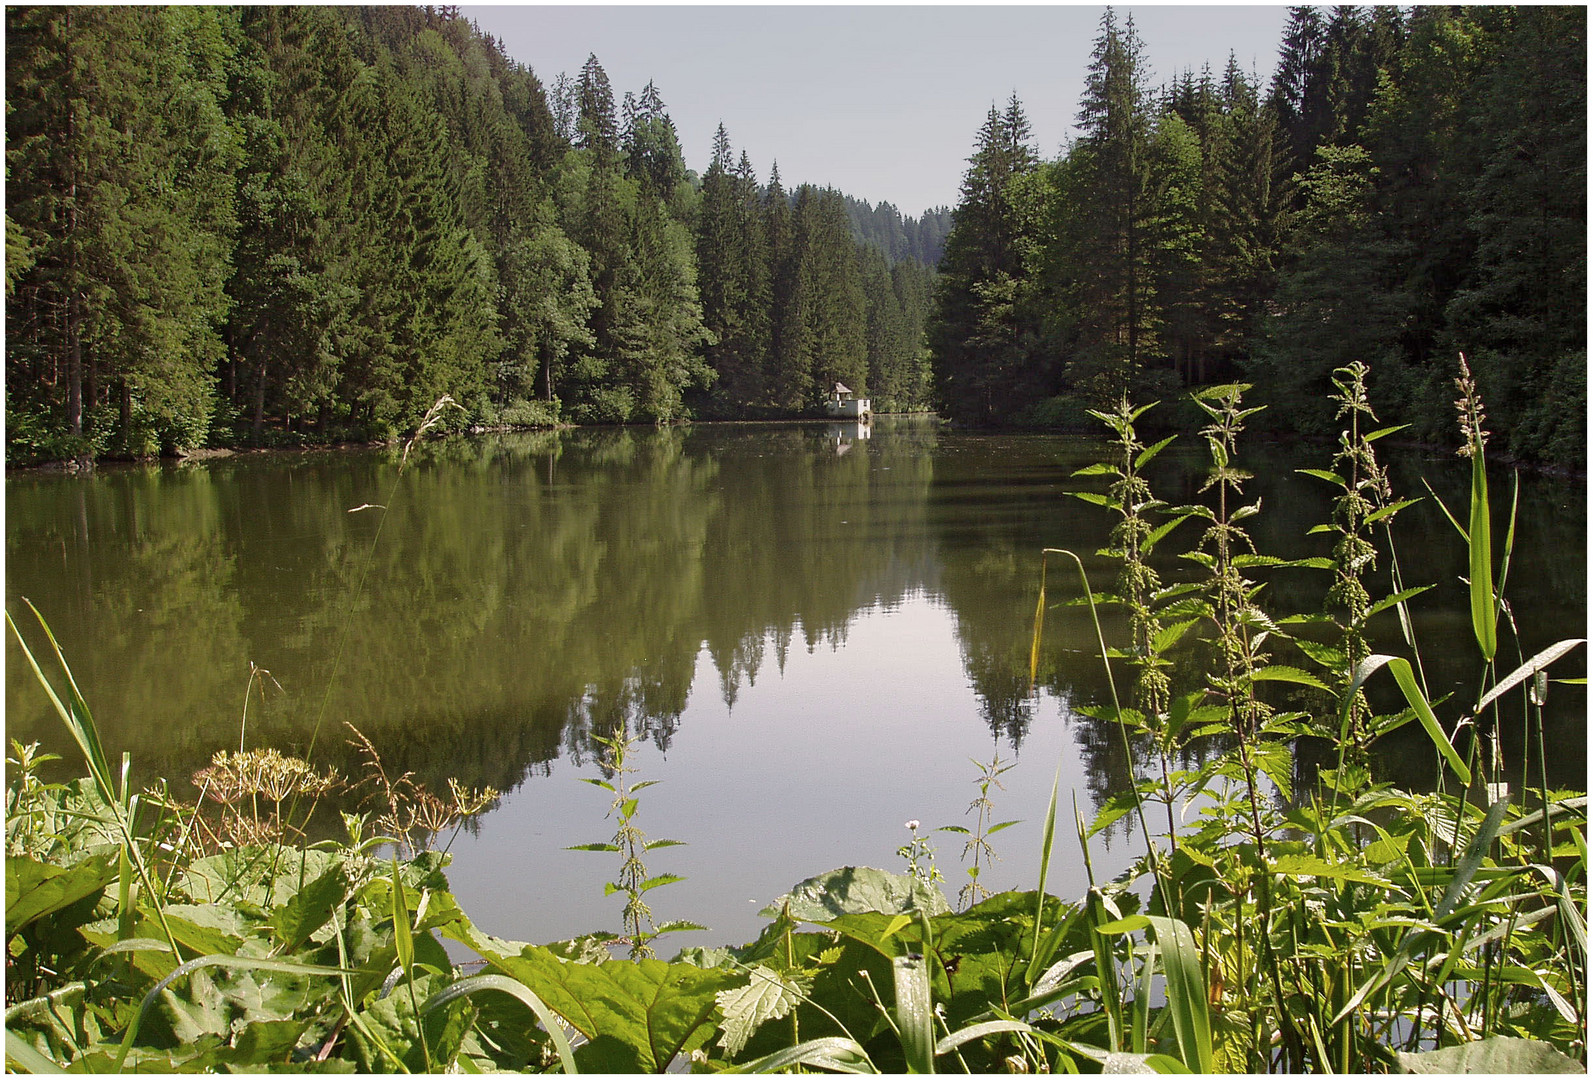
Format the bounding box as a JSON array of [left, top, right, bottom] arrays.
[[1049, 8, 1168, 404], [7, 5, 238, 457], [929, 94, 1043, 424]]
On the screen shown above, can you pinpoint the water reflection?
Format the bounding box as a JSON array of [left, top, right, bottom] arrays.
[[6, 420, 1585, 937]]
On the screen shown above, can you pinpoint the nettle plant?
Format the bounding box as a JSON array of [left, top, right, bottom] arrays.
[[1035, 367, 1585, 1072]]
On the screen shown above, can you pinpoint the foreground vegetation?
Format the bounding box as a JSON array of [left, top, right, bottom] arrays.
[[6, 367, 1585, 1072]]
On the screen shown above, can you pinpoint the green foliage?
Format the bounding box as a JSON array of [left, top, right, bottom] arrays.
[[1040, 378, 1587, 1072], [569, 728, 695, 960]]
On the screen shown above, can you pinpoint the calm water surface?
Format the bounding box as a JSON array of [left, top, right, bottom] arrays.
[[6, 418, 1585, 949]]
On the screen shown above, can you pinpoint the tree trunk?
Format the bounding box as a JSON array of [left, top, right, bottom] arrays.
[[252, 357, 268, 440], [67, 289, 84, 438]]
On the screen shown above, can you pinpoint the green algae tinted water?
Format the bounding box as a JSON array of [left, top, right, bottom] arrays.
[[6, 419, 1584, 947]]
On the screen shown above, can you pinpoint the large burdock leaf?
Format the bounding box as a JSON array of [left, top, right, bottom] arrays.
[[763, 866, 950, 922], [1395, 1036, 1583, 1073], [484, 946, 741, 1072], [6, 853, 117, 939]]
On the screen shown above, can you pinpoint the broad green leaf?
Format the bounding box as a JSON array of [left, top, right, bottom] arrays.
[[716, 965, 804, 1058], [1394, 1036, 1582, 1074], [477, 947, 740, 1072], [763, 866, 950, 922], [114, 953, 353, 1071], [6, 854, 117, 940], [271, 864, 348, 954]]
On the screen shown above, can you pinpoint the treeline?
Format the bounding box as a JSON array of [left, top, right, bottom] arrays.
[[932, 6, 1585, 466], [4, 5, 936, 464], [844, 196, 953, 269]]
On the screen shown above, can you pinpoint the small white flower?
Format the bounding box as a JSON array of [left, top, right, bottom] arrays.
[[905, 819, 920, 831]]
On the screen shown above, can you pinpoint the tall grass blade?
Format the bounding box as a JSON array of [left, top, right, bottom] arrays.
[[1144, 916, 1214, 1073], [6, 602, 117, 806], [5, 1030, 64, 1074], [892, 954, 935, 1073], [1333, 796, 1512, 1025], [421, 974, 578, 1074], [722, 1036, 876, 1074], [391, 858, 415, 975], [1467, 451, 1496, 662], [1436, 796, 1512, 920], [1086, 890, 1125, 1052], [1474, 639, 1585, 714], [1380, 656, 1473, 785], [1029, 766, 1061, 976], [1029, 558, 1047, 692]]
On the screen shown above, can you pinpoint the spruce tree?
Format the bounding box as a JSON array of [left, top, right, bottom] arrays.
[[929, 94, 1042, 424]]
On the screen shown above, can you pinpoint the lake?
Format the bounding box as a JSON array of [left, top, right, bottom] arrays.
[[5, 417, 1585, 950]]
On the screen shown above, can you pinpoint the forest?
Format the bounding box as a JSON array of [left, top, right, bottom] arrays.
[[933, 6, 1585, 467], [4, 5, 1585, 469], [5, 4, 942, 462]]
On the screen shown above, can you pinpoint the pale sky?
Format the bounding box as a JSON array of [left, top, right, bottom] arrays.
[[460, 5, 1292, 218]]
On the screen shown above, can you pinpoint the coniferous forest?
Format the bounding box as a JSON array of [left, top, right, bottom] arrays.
[[5, 5, 1585, 469]]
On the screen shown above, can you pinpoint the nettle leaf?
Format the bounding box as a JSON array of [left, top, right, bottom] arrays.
[[1151, 619, 1199, 654], [716, 965, 805, 1058], [1135, 436, 1177, 470], [480, 946, 741, 1072], [1270, 854, 1390, 887], [1363, 497, 1420, 526], [1293, 638, 1347, 672], [1365, 585, 1434, 621], [1250, 666, 1331, 692]]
